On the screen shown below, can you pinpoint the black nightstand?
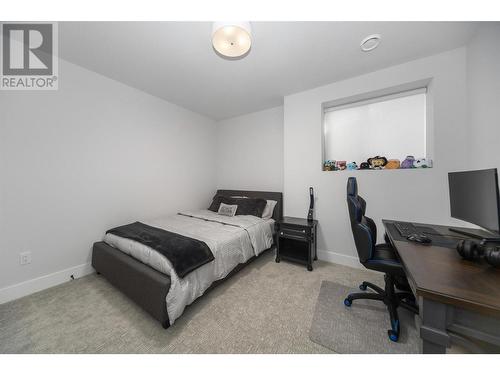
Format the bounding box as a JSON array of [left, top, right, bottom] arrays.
[[276, 216, 318, 271]]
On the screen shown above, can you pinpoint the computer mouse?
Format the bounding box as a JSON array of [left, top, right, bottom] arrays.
[[407, 234, 432, 244]]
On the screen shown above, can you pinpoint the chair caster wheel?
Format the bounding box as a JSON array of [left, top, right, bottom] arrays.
[[307, 265, 313, 271], [388, 330, 399, 342], [359, 283, 367, 291], [344, 298, 352, 307], [275, 257, 280, 263]]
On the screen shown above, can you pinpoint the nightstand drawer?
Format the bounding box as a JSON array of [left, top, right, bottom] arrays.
[[279, 226, 309, 240]]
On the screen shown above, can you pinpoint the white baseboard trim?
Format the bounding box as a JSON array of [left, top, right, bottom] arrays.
[[317, 249, 363, 270], [0, 263, 95, 304], [0, 250, 364, 304]]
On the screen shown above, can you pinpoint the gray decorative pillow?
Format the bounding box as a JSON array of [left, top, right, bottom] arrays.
[[208, 195, 224, 212], [217, 203, 238, 217]]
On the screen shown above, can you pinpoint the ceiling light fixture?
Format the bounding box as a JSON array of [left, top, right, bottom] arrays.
[[212, 21, 252, 59], [360, 34, 381, 52]]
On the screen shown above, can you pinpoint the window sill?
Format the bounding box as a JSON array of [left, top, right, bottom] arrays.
[[322, 167, 433, 172]]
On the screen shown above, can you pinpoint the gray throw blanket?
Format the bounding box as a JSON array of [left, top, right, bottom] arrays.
[[106, 221, 214, 278]]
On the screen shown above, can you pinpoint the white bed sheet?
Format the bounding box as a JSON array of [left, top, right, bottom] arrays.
[[103, 210, 274, 324]]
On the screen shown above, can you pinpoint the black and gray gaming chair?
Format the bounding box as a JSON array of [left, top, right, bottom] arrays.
[[345, 177, 418, 342]]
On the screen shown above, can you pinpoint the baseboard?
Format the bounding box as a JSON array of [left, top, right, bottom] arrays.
[[317, 249, 363, 270], [0, 263, 95, 304], [0, 251, 363, 304]]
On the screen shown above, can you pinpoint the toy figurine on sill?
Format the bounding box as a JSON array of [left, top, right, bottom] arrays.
[[347, 162, 358, 170], [367, 155, 388, 170], [323, 160, 336, 171], [413, 158, 433, 168], [385, 159, 401, 169], [401, 155, 416, 169], [336, 160, 347, 170], [359, 162, 371, 170]]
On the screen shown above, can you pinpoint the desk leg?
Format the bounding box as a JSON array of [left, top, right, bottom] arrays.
[[419, 297, 450, 354]]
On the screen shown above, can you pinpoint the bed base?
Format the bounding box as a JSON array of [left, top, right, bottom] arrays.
[[92, 241, 275, 329], [92, 241, 171, 327]]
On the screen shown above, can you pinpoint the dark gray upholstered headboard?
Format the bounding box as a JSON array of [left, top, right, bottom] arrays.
[[215, 190, 283, 222]]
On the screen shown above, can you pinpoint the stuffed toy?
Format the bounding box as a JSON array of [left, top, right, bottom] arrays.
[[385, 159, 400, 169], [367, 156, 388, 169], [323, 160, 336, 171], [401, 155, 415, 169], [359, 162, 371, 170], [336, 160, 347, 170], [347, 162, 358, 170], [413, 158, 432, 168]]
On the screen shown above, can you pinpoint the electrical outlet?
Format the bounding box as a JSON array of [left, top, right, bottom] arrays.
[[19, 251, 32, 265]]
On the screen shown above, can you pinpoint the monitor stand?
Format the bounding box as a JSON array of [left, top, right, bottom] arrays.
[[449, 227, 500, 243]]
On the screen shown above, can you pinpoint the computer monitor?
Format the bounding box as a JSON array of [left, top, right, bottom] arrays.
[[448, 168, 500, 241]]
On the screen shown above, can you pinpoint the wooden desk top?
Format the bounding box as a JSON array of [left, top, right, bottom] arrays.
[[383, 220, 500, 318]]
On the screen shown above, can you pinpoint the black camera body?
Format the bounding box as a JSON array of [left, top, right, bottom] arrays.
[[456, 239, 500, 267]]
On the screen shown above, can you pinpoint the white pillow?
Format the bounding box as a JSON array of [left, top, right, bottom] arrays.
[[262, 200, 278, 220], [218, 203, 238, 217]]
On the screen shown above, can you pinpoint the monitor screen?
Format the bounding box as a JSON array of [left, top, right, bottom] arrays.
[[448, 168, 500, 233]]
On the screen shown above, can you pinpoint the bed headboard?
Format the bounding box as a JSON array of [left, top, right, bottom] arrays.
[[215, 189, 283, 222]]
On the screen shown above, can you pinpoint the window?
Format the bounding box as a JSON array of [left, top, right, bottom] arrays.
[[323, 88, 427, 170]]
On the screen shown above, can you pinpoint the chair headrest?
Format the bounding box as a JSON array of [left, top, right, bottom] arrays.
[[347, 177, 358, 197], [347, 195, 363, 223]]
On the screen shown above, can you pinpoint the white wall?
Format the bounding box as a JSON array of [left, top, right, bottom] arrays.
[[0, 59, 216, 299], [466, 23, 500, 170], [215, 106, 283, 192], [284, 48, 469, 267]]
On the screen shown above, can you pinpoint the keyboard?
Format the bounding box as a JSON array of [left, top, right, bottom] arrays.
[[394, 221, 419, 237]]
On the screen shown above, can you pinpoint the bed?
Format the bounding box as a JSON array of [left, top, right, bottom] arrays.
[[91, 189, 283, 328]]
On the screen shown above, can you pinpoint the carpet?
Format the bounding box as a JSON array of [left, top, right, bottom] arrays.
[[309, 280, 419, 354], [0, 251, 388, 354]]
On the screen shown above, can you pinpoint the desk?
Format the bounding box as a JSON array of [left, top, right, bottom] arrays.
[[383, 220, 500, 353]]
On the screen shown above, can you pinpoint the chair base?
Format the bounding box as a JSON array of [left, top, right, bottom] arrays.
[[344, 274, 418, 342]]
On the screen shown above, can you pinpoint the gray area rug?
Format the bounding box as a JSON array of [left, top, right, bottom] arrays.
[[309, 280, 419, 354]]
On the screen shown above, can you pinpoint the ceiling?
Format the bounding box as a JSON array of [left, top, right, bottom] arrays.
[[59, 22, 479, 120]]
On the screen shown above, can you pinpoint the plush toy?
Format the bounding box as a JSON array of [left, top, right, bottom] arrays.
[[336, 160, 347, 170], [323, 160, 336, 171], [359, 162, 371, 170], [401, 155, 415, 169], [413, 158, 432, 168], [347, 162, 358, 170], [385, 159, 401, 169], [367, 156, 388, 169]]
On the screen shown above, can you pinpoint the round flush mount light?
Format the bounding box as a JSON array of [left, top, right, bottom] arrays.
[[360, 34, 381, 52], [212, 21, 252, 59]]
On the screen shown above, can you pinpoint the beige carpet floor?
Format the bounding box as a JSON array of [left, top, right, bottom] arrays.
[[0, 251, 387, 353]]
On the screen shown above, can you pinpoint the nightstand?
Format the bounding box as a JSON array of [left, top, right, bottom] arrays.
[[276, 216, 318, 271]]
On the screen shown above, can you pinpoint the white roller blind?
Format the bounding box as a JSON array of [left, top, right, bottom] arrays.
[[323, 90, 426, 163]]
